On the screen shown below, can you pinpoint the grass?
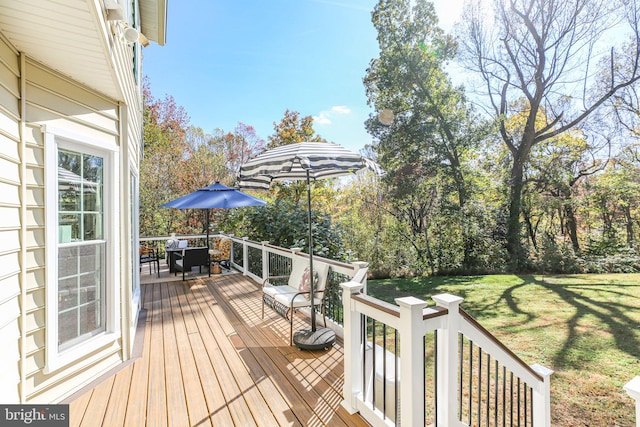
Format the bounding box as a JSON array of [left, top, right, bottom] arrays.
[[367, 273, 640, 427]]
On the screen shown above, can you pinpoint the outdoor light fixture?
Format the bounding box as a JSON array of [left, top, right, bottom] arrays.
[[112, 21, 140, 45], [378, 108, 394, 125], [120, 24, 140, 44]]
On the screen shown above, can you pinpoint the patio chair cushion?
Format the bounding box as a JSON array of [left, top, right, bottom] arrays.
[[261, 257, 332, 346]]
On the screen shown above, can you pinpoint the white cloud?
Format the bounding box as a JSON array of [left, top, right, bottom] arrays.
[[313, 105, 351, 126], [331, 105, 351, 114], [313, 112, 332, 125]]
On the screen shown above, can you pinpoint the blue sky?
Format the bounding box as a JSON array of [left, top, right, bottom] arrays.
[[142, 0, 463, 153]]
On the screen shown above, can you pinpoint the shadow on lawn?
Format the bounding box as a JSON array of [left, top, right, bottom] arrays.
[[513, 276, 640, 369]]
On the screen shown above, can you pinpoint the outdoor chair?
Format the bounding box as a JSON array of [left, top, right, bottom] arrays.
[[209, 237, 232, 271], [261, 257, 331, 346], [140, 245, 160, 277], [173, 247, 210, 280]]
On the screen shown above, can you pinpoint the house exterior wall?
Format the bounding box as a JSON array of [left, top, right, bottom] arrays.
[[0, 0, 148, 403], [0, 33, 21, 405]]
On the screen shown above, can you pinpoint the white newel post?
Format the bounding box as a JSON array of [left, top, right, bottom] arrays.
[[624, 376, 640, 427], [432, 293, 464, 427], [261, 241, 269, 281], [340, 281, 364, 414], [531, 364, 554, 427], [351, 261, 369, 289], [396, 296, 429, 426], [242, 237, 249, 275]]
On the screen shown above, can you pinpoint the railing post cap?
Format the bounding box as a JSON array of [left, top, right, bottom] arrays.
[[290, 247, 302, 253], [395, 296, 428, 308], [340, 282, 364, 293], [351, 261, 369, 268], [432, 293, 464, 307], [624, 376, 640, 399], [530, 364, 554, 378], [261, 241, 269, 245], [242, 236, 248, 240]]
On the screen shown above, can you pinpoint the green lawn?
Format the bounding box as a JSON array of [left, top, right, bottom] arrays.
[[367, 273, 640, 426]]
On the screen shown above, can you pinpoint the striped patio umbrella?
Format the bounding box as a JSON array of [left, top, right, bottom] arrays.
[[238, 142, 382, 350], [238, 142, 383, 189]]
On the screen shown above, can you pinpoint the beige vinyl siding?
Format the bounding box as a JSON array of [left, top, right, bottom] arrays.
[[0, 33, 21, 404], [22, 61, 125, 403], [0, 1, 145, 403]]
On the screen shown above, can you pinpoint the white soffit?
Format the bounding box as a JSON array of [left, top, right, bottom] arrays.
[[140, 0, 167, 46], [0, 0, 121, 100]]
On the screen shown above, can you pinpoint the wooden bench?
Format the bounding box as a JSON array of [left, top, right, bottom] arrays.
[[261, 257, 331, 345]]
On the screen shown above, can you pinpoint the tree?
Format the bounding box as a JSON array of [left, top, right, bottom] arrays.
[[267, 109, 325, 149], [364, 0, 487, 272], [140, 80, 191, 236], [219, 123, 266, 179], [458, 0, 640, 268], [266, 110, 327, 205]]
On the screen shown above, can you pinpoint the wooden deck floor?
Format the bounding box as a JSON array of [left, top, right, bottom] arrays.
[[67, 272, 369, 427]]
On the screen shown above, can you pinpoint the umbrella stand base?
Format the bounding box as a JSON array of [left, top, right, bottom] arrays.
[[293, 327, 336, 351]]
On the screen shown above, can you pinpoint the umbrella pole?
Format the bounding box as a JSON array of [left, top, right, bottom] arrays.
[[292, 170, 336, 351], [306, 170, 316, 331], [206, 209, 210, 248]]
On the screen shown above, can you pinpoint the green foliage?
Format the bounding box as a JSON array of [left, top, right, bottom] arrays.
[[367, 274, 640, 425], [139, 0, 640, 278], [242, 199, 347, 261]]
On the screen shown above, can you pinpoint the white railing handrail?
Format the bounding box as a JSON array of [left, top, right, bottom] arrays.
[[625, 376, 640, 427], [341, 286, 553, 427]]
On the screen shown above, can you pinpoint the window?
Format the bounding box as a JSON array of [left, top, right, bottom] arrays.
[[45, 129, 120, 373], [57, 149, 105, 350]]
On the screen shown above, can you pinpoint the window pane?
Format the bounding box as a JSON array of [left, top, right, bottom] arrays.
[[84, 189, 98, 212], [58, 246, 78, 277], [58, 150, 81, 175], [58, 309, 78, 346], [59, 214, 81, 243], [80, 302, 99, 335], [83, 155, 103, 185], [83, 213, 103, 240], [58, 277, 78, 311], [59, 187, 81, 212]]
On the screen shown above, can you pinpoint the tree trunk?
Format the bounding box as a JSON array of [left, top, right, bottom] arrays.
[[523, 207, 538, 251], [507, 160, 525, 268], [625, 205, 635, 247], [564, 202, 580, 253]]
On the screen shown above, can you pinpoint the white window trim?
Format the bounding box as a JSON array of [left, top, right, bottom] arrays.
[[44, 126, 121, 374], [130, 165, 141, 321]]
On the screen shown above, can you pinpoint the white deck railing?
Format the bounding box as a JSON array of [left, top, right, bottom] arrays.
[[341, 282, 553, 427], [626, 376, 640, 427], [140, 233, 367, 331]]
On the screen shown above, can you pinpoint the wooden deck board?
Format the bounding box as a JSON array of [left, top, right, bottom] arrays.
[[67, 272, 370, 427], [161, 283, 190, 427], [209, 275, 369, 427], [168, 284, 212, 427], [123, 285, 152, 427], [147, 284, 168, 427], [102, 364, 134, 427], [187, 282, 258, 426], [79, 376, 115, 427]]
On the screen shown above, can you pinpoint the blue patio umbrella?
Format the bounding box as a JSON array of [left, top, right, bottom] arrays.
[[161, 182, 266, 247]]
